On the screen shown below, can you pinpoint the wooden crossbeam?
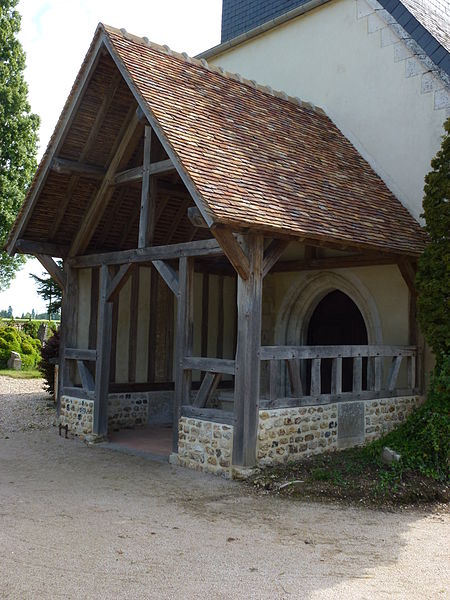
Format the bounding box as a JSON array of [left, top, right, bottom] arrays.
[[193, 372, 222, 408], [114, 158, 175, 185], [263, 238, 290, 277], [107, 263, 135, 301], [16, 239, 68, 258], [69, 108, 142, 257], [35, 254, 66, 290], [77, 360, 95, 393], [272, 253, 399, 273], [69, 238, 223, 268], [51, 158, 105, 179], [139, 126, 153, 248], [212, 226, 250, 280], [152, 260, 179, 296]]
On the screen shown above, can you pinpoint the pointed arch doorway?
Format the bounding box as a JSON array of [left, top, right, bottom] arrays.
[[306, 290, 368, 393]]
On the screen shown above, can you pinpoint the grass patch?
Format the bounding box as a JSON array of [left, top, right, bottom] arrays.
[[0, 369, 42, 379]]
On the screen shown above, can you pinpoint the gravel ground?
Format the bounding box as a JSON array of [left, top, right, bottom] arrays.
[[0, 376, 449, 600]]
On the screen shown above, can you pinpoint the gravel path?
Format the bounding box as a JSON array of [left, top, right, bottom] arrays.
[[0, 376, 54, 435], [0, 376, 448, 599]]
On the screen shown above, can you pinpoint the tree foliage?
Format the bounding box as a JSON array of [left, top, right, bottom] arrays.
[[0, 0, 39, 290], [416, 118, 450, 366], [30, 263, 62, 319]]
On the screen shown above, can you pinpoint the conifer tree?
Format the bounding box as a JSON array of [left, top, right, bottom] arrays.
[[0, 0, 39, 290]]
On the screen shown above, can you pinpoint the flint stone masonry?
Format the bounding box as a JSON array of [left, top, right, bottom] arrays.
[[59, 390, 174, 438], [176, 417, 233, 477], [257, 396, 423, 466]]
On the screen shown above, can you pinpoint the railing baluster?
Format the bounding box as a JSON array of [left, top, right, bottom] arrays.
[[331, 356, 342, 394], [286, 358, 302, 397], [387, 355, 403, 391], [407, 354, 416, 390], [353, 356, 363, 393], [311, 358, 321, 396]]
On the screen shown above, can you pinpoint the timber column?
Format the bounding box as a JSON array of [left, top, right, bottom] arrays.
[[232, 233, 263, 467]]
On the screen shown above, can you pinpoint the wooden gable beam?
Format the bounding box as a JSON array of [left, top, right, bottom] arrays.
[[114, 159, 175, 185], [211, 225, 250, 280], [106, 263, 135, 302], [15, 239, 68, 258], [139, 125, 154, 248], [69, 107, 143, 257], [263, 239, 290, 277], [35, 254, 66, 291], [51, 158, 106, 179]]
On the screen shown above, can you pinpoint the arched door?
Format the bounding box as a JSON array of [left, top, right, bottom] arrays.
[[306, 290, 368, 393]]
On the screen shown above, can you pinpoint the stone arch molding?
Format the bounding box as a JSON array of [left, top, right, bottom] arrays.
[[275, 271, 383, 348]]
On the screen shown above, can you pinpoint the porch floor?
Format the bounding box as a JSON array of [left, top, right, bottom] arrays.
[[108, 425, 172, 456]]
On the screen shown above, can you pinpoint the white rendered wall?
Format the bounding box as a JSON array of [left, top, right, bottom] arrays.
[[208, 0, 449, 221]]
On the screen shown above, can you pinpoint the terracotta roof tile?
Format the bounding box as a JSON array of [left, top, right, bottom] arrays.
[[103, 25, 426, 255]]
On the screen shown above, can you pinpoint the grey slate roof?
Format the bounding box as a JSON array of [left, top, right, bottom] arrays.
[[220, 0, 450, 76]]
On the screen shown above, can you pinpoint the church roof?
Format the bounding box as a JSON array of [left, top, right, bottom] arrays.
[[7, 24, 426, 257]]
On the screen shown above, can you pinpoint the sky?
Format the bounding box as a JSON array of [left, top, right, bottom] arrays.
[[0, 0, 222, 317]]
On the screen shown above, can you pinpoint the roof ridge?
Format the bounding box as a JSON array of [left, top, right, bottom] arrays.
[[103, 24, 326, 116]]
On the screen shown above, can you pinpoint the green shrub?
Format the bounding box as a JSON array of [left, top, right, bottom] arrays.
[[0, 325, 41, 369], [39, 329, 60, 395], [22, 320, 40, 339], [365, 356, 450, 481]]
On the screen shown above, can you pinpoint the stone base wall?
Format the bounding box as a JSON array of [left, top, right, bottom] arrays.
[[176, 417, 233, 477], [59, 396, 94, 437], [59, 390, 174, 438], [257, 396, 423, 467]]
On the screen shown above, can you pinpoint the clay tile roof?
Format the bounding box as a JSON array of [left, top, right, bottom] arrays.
[[102, 25, 425, 255]]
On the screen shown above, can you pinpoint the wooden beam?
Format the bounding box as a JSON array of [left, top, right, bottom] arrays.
[[57, 265, 78, 409], [139, 126, 153, 247], [166, 198, 191, 245], [69, 107, 142, 257], [69, 238, 223, 269], [51, 158, 105, 179], [77, 360, 95, 393], [15, 239, 68, 258], [106, 263, 135, 302], [263, 239, 290, 277], [232, 233, 263, 467], [173, 256, 194, 452], [182, 357, 236, 375], [180, 405, 234, 425], [187, 206, 208, 229], [65, 348, 96, 361], [212, 226, 250, 280], [152, 260, 179, 296], [93, 264, 113, 436], [147, 266, 158, 383], [35, 254, 66, 290], [128, 267, 139, 383], [273, 254, 398, 273], [88, 268, 99, 350], [114, 158, 175, 185], [193, 372, 222, 408]]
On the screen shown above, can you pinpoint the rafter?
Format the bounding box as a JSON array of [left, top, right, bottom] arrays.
[[211, 225, 250, 280], [35, 254, 66, 290], [263, 238, 290, 277]]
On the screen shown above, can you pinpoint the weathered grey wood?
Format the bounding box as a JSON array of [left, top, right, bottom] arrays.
[[272, 254, 398, 273], [263, 239, 290, 277], [352, 356, 363, 393], [387, 355, 403, 391], [61, 386, 93, 401], [268, 360, 278, 404], [217, 276, 224, 358], [88, 268, 99, 350], [77, 360, 95, 392], [180, 405, 235, 425], [65, 348, 96, 361], [6, 33, 105, 255], [69, 238, 223, 268], [114, 158, 174, 185], [182, 357, 236, 375], [128, 267, 139, 383], [331, 356, 342, 394], [286, 358, 303, 396], [260, 345, 416, 360], [212, 226, 250, 280], [407, 355, 416, 390], [166, 198, 191, 244], [107, 263, 135, 301], [374, 356, 383, 391], [233, 233, 263, 467], [35, 254, 66, 290], [152, 260, 179, 296], [173, 256, 194, 451], [51, 158, 106, 179], [193, 372, 222, 408], [70, 108, 142, 256], [58, 266, 78, 408], [187, 206, 208, 228], [15, 239, 68, 258], [259, 388, 419, 409], [138, 126, 153, 248], [147, 266, 158, 384], [310, 358, 321, 396], [93, 265, 113, 436], [201, 273, 209, 362]]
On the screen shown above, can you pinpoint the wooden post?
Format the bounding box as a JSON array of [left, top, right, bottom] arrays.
[[138, 125, 155, 248], [93, 265, 113, 437], [57, 264, 78, 410], [173, 256, 194, 452], [232, 233, 263, 467]]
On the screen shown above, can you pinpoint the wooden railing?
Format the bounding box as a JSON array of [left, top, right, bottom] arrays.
[[260, 345, 417, 408]]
